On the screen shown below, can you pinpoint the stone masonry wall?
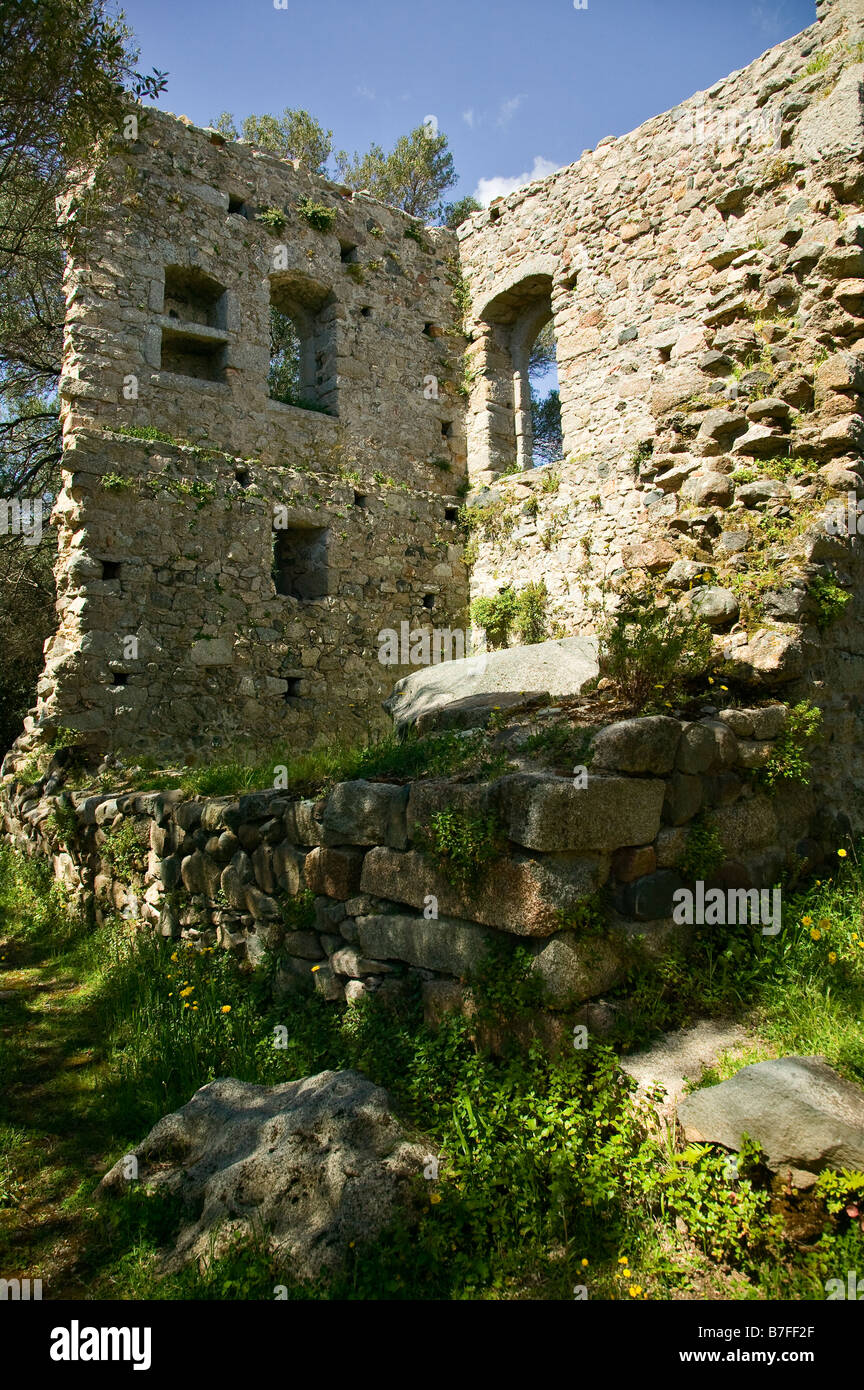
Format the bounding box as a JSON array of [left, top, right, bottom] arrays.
[[33, 109, 469, 758], [459, 0, 864, 642], [1, 708, 846, 1032]]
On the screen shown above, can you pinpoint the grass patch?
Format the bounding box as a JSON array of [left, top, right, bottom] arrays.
[[125, 728, 509, 799]]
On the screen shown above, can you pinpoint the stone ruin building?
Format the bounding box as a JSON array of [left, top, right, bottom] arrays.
[[3, 0, 864, 1019]]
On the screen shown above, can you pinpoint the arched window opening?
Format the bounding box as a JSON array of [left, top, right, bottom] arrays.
[[470, 268, 562, 480], [528, 320, 562, 467]]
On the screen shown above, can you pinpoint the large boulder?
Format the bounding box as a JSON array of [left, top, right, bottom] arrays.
[[383, 636, 599, 735], [98, 1072, 428, 1278], [678, 1056, 864, 1183]]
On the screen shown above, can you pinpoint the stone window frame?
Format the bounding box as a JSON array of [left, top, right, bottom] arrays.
[[469, 257, 562, 479]]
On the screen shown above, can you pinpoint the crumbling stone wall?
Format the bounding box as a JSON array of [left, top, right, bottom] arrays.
[[11, 0, 864, 796], [33, 109, 469, 759], [460, 0, 864, 647], [0, 706, 845, 1035]]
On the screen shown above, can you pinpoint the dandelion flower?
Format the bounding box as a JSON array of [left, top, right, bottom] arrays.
[[828, 951, 837, 964], [838, 849, 848, 858], [802, 915, 812, 926], [430, 1193, 442, 1205], [818, 918, 831, 932], [618, 1256, 629, 1266], [221, 1005, 231, 1014], [810, 928, 821, 941], [581, 1258, 589, 1268], [179, 986, 195, 997], [629, 1285, 643, 1298]]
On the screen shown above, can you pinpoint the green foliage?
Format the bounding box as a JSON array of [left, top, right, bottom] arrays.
[[632, 440, 654, 469], [402, 223, 426, 247], [514, 580, 548, 644], [213, 108, 333, 173], [470, 583, 548, 649], [414, 809, 506, 888], [101, 472, 131, 491], [679, 813, 725, 881], [255, 206, 287, 232], [810, 574, 851, 631], [46, 801, 79, 847], [100, 818, 150, 883], [467, 937, 544, 1024], [279, 889, 316, 932], [130, 727, 507, 799], [759, 701, 822, 789], [555, 892, 608, 936], [804, 51, 831, 76], [335, 124, 457, 222], [443, 195, 482, 229], [470, 589, 519, 649], [598, 584, 713, 710], [296, 197, 337, 232]]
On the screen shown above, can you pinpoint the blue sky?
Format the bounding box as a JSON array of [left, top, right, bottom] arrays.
[[120, 0, 817, 206]]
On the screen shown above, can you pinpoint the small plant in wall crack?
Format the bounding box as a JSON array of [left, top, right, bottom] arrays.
[[296, 197, 337, 232], [100, 818, 150, 883], [758, 701, 822, 789], [678, 813, 725, 881], [414, 809, 507, 888]]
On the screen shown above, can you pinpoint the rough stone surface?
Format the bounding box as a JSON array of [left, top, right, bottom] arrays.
[[98, 1072, 428, 1277], [591, 717, 682, 776], [384, 637, 599, 734], [678, 1056, 864, 1178], [503, 772, 666, 851]]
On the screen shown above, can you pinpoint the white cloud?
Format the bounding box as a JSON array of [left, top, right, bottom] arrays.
[[496, 94, 525, 128], [473, 156, 560, 207], [462, 108, 476, 129], [750, 2, 789, 35], [355, 84, 376, 101]]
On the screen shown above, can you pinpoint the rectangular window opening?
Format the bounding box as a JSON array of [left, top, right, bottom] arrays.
[[101, 560, 121, 581], [273, 525, 329, 600]]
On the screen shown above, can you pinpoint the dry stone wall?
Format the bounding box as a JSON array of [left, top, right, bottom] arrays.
[[1, 707, 844, 1033]]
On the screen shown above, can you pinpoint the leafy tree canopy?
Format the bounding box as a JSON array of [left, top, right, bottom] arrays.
[[212, 108, 332, 174]]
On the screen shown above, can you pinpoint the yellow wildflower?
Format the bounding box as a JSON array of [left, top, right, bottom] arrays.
[[810, 928, 821, 941], [828, 952, 837, 964], [629, 1285, 643, 1298], [838, 849, 847, 858], [221, 1005, 231, 1014], [818, 918, 831, 932]]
